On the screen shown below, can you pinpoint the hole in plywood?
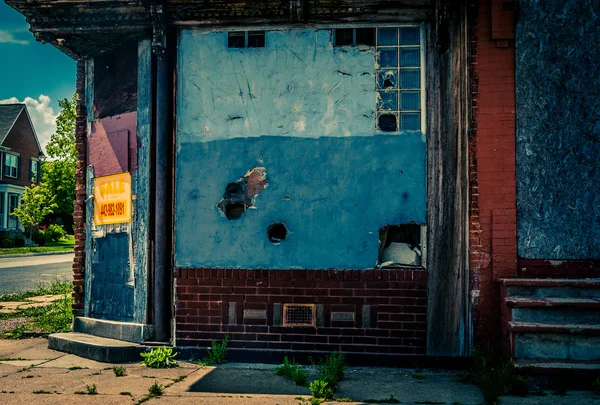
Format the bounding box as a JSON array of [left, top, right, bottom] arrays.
[[283, 304, 316, 327], [378, 223, 424, 267]]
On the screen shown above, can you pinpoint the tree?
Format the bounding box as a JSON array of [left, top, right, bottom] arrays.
[[11, 184, 57, 248], [41, 94, 77, 217]]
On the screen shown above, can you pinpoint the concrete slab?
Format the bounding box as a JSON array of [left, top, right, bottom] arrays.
[[0, 360, 49, 368], [500, 391, 600, 404], [48, 332, 142, 363], [0, 393, 133, 405], [35, 354, 119, 370], [0, 338, 63, 360]]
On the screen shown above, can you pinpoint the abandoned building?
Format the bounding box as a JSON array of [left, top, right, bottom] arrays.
[[6, 0, 599, 374]]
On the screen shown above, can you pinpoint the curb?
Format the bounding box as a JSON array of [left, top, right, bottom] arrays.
[[0, 250, 74, 259]]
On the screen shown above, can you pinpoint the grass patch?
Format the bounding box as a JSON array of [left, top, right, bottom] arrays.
[[76, 384, 98, 395], [456, 344, 529, 404], [275, 356, 307, 386], [0, 280, 72, 302], [141, 346, 178, 368], [68, 366, 88, 371], [0, 357, 25, 361], [313, 351, 347, 390], [0, 235, 74, 256], [411, 372, 427, 380], [363, 394, 400, 403], [113, 365, 127, 377], [199, 333, 229, 365]]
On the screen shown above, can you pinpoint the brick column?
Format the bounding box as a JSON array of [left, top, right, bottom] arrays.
[[469, 0, 517, 345], [72, 60, 87, 316]]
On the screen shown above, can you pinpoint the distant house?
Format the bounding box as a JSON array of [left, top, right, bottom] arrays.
[[0, 104, 44, 230]]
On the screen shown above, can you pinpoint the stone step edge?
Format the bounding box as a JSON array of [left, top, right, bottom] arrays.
[[509, 321, 600, 334], [502, 278, 600, 287], [515, 361, 600, 374], [506, 297, 600, 308]]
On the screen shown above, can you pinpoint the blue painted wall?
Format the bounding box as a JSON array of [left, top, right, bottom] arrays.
[[175, 29, 426, 269], [516, 1, 600, 259]]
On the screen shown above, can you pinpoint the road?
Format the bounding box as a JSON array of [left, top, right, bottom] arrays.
[[0, 253, 74, 295]]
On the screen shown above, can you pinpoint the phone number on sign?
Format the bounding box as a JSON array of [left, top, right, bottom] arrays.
[[100, 201, 126, 217]]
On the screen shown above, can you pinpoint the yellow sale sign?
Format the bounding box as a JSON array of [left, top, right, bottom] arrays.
[[94, 172, 132, 225]]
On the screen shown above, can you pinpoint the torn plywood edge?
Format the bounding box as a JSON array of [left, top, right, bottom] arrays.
[[216, 167, 268, 220]]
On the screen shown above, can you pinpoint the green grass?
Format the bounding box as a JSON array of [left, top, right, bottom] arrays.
[[113, 366, 127, 377], [199, 333, 229, 365], [275, 356, 308, 386], [0, 280, 73, 302], [0, 235, 74, 256]]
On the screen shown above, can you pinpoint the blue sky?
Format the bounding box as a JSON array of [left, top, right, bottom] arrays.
[[0, 2, 75, 148]]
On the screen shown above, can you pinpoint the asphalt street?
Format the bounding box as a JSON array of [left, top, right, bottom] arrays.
[[0, 253, 74, 295]]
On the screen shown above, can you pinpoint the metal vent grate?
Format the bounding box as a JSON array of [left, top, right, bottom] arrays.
[[283, 304, 316, 327]]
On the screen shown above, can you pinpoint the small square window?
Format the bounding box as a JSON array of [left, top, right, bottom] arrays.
[[378, 114, 397, 132], [400, 69, 420, 89], [400, 48, 420, 67], [400, 91, 420, 111], [378, 49, 398, 68], [378, 28, 398, 46], [228, 32, 245, 48], [334, 28, 353, 46], [377, 70, 398, 89], [356, 28, 375, 46], [401, 113, 421, 131], [248, 31, 265, 48], [400, 27, 421, 45], [378, 91, 398, 111]]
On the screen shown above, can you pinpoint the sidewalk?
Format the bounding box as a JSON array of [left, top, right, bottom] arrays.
[[0, 338, 598, 404]]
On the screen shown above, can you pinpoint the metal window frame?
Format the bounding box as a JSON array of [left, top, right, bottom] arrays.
[[282, 303, 316, 327], [4, 154, 18, 178]]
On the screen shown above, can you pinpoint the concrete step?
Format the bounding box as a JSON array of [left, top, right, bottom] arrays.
[[515, 360, 600, 374], [504, 278, 600, 300], [506, 297, 600, 308], [514, 331, 600, 362], [48, 332, 145, 363], [73, 316, 154, 343], [511, 306, 600, 324], [509, 322, 600, 334]]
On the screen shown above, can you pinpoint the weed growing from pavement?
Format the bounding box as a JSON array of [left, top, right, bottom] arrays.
[[148, 382, 164, 396], [309, 379, 334, 400], [0, 357, 25, 361], [113, 365, 127, 377], [275, 356, 308, 386], [141, 346, 178, 368], [456, 344, 529, 404], [411, 372, 427, 380], [0, 280, 72, 302], [120, 392, 133, 396], [593, 377, 600, 394], [199, 333, 229, 365], [32, 390, 52, 394], [68, 366, 87, 371], [76, 384, 98, 395]]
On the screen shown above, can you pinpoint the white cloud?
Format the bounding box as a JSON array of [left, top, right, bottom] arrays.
[[0, 95, 57, 151], [0, 30, 29, 45]]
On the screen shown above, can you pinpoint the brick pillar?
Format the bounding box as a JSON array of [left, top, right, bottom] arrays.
[[72, 60, 87, 316], [469, 0, 517, 346]]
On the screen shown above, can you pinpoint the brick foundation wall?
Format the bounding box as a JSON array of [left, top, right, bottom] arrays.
[[175, 268, 427, 356], [469, 0, 517, 345], [72, 61, 87, 315]]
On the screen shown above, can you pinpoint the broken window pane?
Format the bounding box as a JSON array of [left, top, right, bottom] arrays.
[[356, 28, 375, 46], [377, 70, 398, 89], [379, 224, 423, 266], [248, 31, 265, 48], [377, 114, 397, 132], [378, 91, 398, 111], [377, 28, 398, 46], [228, 31, 245, 48], [334, 29, 353, 46]]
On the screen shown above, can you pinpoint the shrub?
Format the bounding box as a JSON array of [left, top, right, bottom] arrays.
[[315, 352, 347, 390], [140, 347, 178, 368], [309, 379, 334, 400], [47, 224, 67, 241], [275, 356, 308, 386], [112, 366, 127, 377], [201, 333, 229, 365], [31, 230, 50, 246], [0, 237, 14, 248], [14, 237, 25, 247]]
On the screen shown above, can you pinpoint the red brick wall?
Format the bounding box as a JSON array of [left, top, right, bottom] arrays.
[[175, 268, 427, 356], [72, 61, 87, 316], [469, 0, 517, 345], [2, 110, 41, 187]]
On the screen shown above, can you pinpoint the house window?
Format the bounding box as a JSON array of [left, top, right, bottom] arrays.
[[333, 28, 375, 46], [4, 154, 19, 178], [30, 160, 39, 183], [8, 193, 19, 229], [228, 31, 265, 48]]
